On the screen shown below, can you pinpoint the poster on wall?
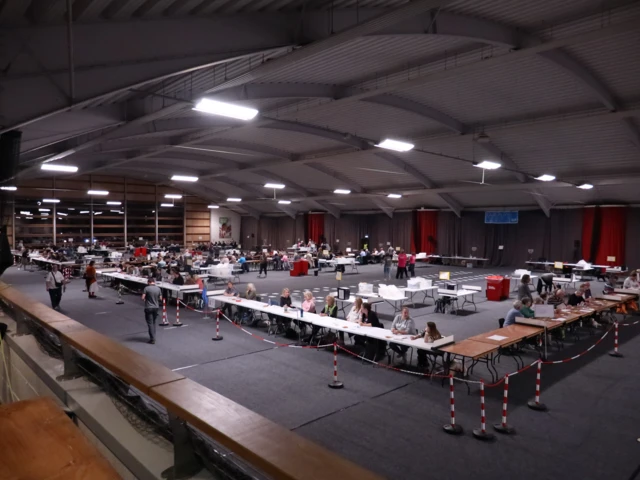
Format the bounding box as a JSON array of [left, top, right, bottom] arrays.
[[219, 217, 232, 239]]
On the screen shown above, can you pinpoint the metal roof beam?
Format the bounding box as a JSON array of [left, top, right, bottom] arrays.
[[437, 193, 462, 218], [261, 120, 372, 150], [364, 95, 468, 134], [275, 204, 298, 219], [530, 189, 552, 218], [374, 151, 437, 189], [213, 83, 346, 102], [305, 163, 364, 194], [620, 117, 640, 151], [473, 140, 528, 183], [307, 200, 341, 219], [369, 197, 394, 218]]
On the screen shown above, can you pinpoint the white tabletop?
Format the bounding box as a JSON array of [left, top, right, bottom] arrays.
[[101, 272, 201, 293], [210, 295, 452, 352], [437, 288, 477, 298]]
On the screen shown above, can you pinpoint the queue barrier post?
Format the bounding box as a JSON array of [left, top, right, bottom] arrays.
[[173, 299, 183, 327], [473, 380, 495, 440], [443, 375, 463, 435], [494, 375, 515, 434], [609, 321, 623, 358], [160, 297, 169, 326], [528, 360, 548, 411], [212, 309, 223, 341], [328, 342, 344, 389]]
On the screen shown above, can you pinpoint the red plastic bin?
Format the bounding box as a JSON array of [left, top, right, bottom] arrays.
[[486, 276, 509, 301]]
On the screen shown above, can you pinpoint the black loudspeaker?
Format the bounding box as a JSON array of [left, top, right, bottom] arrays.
[[574, 240, 580, 248], [0, 130, 21, 183]]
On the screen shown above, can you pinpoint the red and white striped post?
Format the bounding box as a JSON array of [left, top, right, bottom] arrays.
[[160, 297, 169, 326], [494, 375, 515, 434], [212, 309, 223, 341], [528, 360, 548, 411], [328, 342, 344, 389], [473, 380, 495, 440], [609, 321, 623, 357], [173, 299, 183, 326], [443, 375, 463, 434]]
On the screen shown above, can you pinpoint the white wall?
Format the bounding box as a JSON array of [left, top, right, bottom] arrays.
[[210, 208, 241, 244]]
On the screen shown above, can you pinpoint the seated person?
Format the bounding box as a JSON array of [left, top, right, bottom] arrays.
[[520, 298, 535, 318], [268, 287, 293, 328], [184, 273, 198, 285], [580, 282, 593, 302], [389, 307, 417, 365], [171, 268, 184, 286], [548, 288, 566, 307], [341, 297, 363, 343], [310, 295, 337, 343], [359, 303, 385, 360], [240, 283, 259, 325], [503, 300, 523, 327], [411, 321, 443, 368], [220, 281, 238, 319], [567, 288, 585, 306], [157, 257, 167, 268], [623, 271, 639, 289], [281, 254, 290, 270]]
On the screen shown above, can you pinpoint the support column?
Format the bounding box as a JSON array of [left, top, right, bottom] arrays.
[[155, 185, 159, 244], [123, 178, 128, 247]]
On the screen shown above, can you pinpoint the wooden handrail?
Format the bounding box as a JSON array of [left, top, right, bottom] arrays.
[[0, 283, 383, 480]]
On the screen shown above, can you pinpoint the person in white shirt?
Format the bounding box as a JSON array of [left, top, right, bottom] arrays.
[[45, 265, 66, 311], [623, 271, 639, 289]]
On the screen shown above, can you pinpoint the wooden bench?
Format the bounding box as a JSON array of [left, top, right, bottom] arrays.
[[0, 397, 121, 479]]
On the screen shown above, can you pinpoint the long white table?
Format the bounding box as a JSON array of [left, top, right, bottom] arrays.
[[400, 286, 438, 307], [437, 288, 479, 314], [331, 291, 408, 315], [101, 272, 200, 299], [318, 258, 359, 273], [327, 294, 384, 315], [210, 295, 454, 353]]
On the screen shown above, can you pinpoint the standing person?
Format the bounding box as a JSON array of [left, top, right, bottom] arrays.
[[517, 274, 533, 302], [85, 260, 97, 298], [20, 248, 29, 270], [383, 253, 392, 281], [408, 252, 417, 278], [45, 264, 66, 311], [141, 277, 163, 344], [396, 249, 408, 279], [258, 252, 268, 278]]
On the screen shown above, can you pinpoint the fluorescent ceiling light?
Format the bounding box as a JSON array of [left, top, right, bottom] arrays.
[[227, 197, 242, 202], [41, 164, 78, 173], [334, 189, 351, 194], [26, 217, 33, 220], [88, 190, 108, 195], [38, 208, 50, 212], [0, 186, 17, 191], [376, 139, 414, 152], [171, 175, 198, 182], [94, 211, 102, 215], [110, 209, 121, 213], [577, 183, 594, 190], [164, 194, 182, 199], [41, 213, 49, 216], [535, 174, 556, 182], [387, 193, 402, 199], [278, 200, 291, 205], [68, 208, 75, 210], [193, 98, 258, 121], [42, 198, 60, 203], [160, 203, 174, 207], [207, 205, 219, 209], [106, 201, 121, 205], [80, 211, 89, 214], [265, 183, 285, 189], [57, 213, 67, 216], [475, 161, 501, 170], [20, 211, 31, 215]]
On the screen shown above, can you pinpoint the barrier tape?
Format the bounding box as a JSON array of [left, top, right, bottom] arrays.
[[219, 312, 333, 350], [541, 326, 612, 365]]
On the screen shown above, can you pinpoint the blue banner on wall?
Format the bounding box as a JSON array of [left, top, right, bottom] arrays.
[[485, 211, 519, 224]]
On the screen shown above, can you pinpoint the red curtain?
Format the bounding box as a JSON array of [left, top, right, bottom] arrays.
[[307, 213, 324, 244], [581, 207, 627, 264], [581, 207, 595, 260], [411, 211, 438, 253]]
